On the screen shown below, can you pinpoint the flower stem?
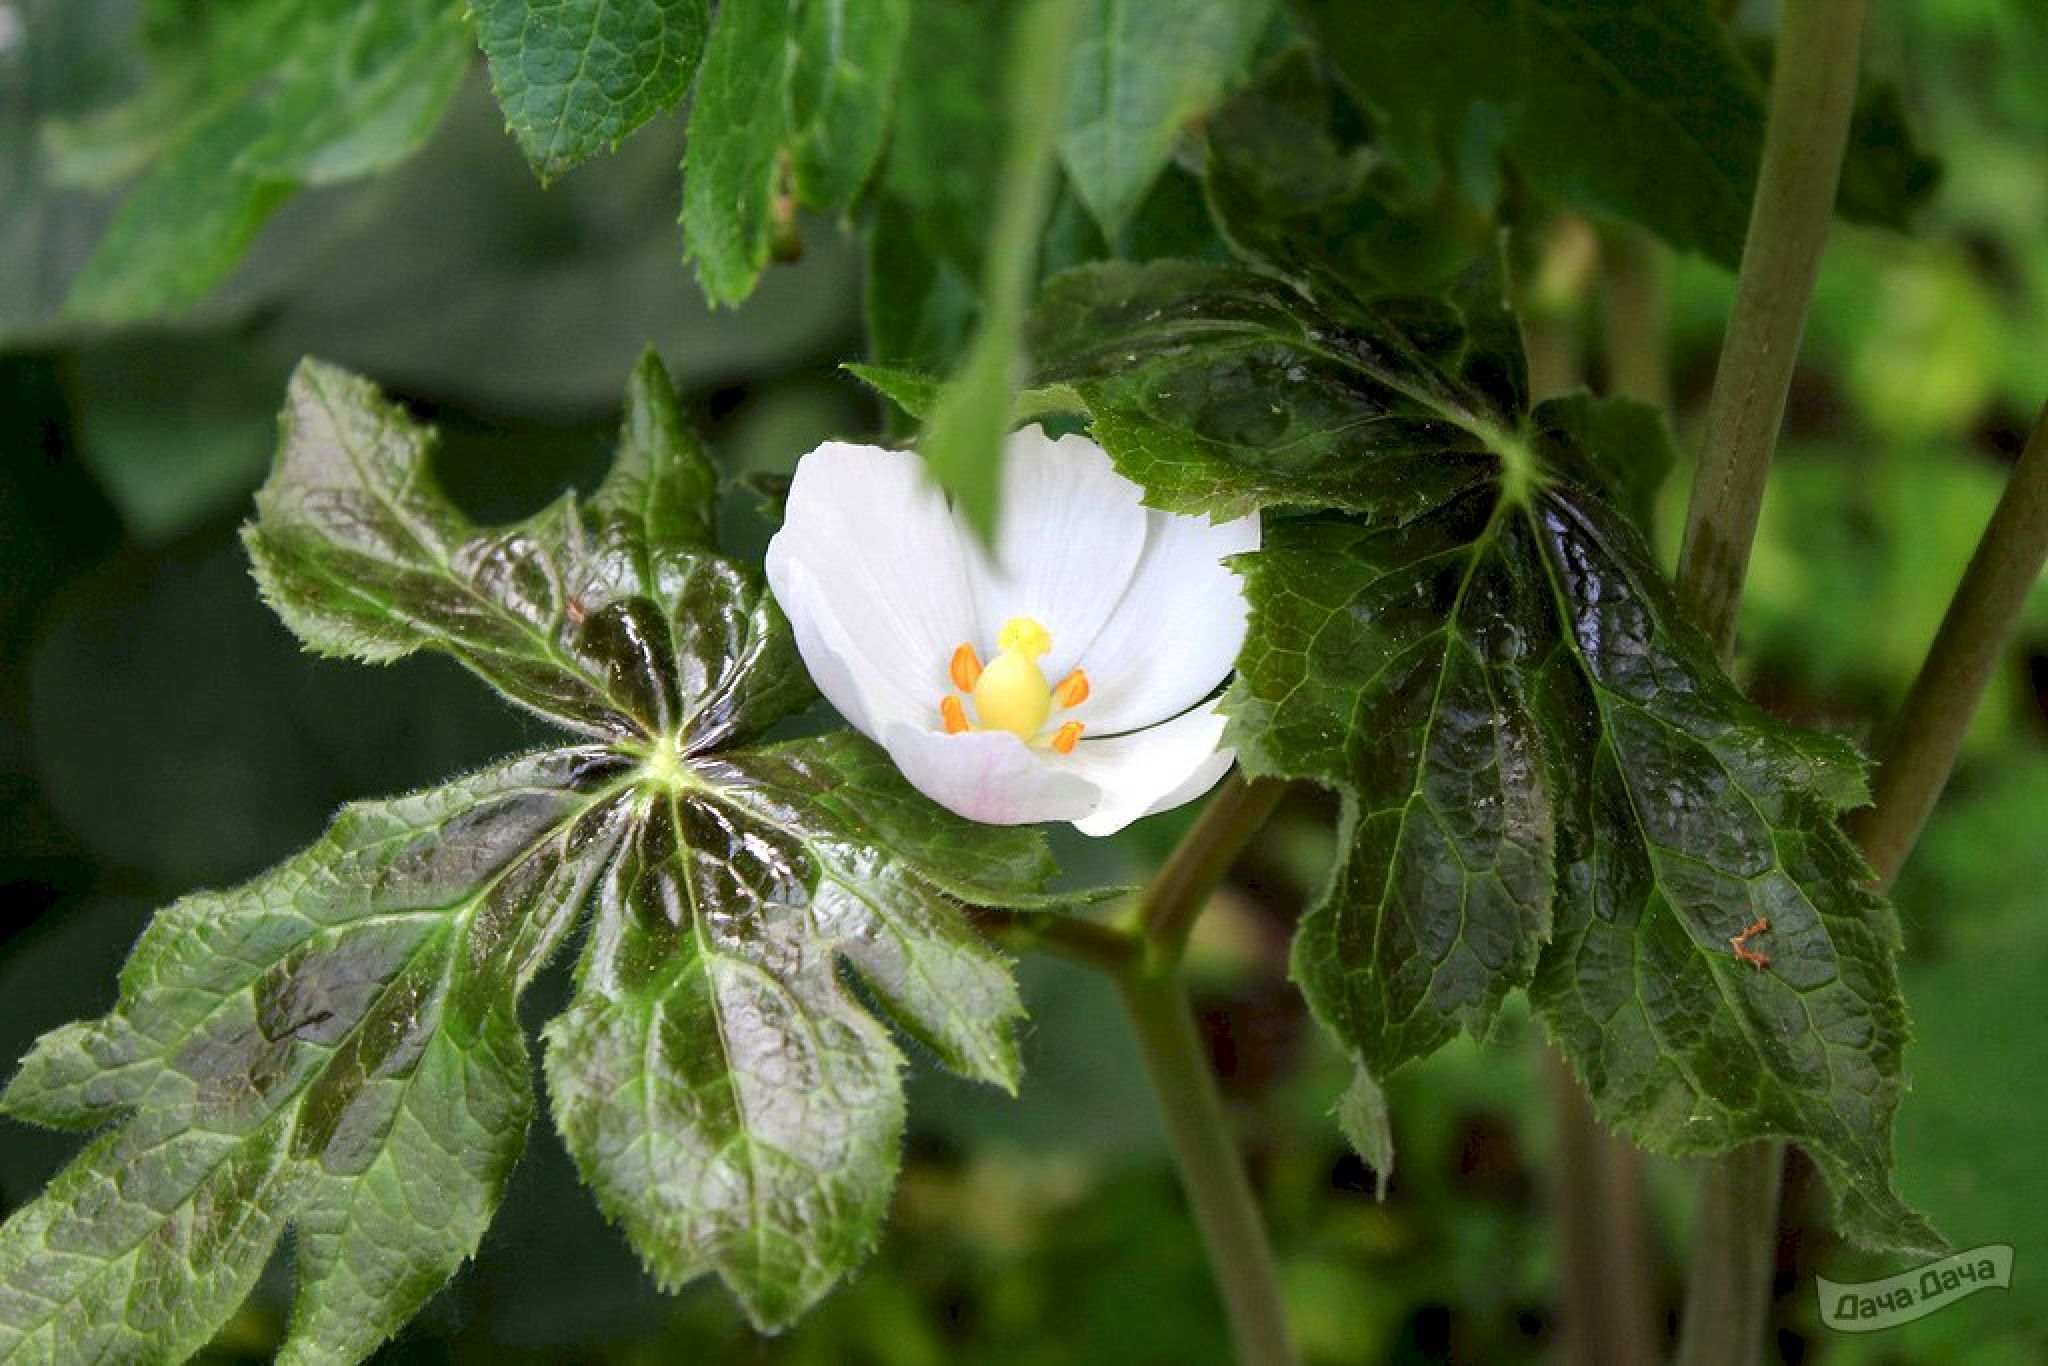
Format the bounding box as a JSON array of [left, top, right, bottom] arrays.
[[1114, 770, 1296, 1363], [1670, 3, 1869, 1363], [1117, 970, 1297, 1366], [1851, 402, 2048, 885], [1135, 772, 1287, 974]]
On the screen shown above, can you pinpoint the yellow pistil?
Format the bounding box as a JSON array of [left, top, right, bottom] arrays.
[[971, 616, 1054, 741]]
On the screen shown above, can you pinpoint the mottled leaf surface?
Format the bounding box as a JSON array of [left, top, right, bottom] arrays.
[[1, 354, 1056, 1357], [1034, 255, 1934, 1249], [475, 0, 710, 178]]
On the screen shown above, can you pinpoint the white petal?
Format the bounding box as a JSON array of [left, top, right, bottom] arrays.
[[981, 427, 1149, 677], [1064, 702, 1236, 837], [1077, 507, 1260, 733], [768, 556, 890, 738], [766, 443, 980, 730], [882, 723, 1100, 826]]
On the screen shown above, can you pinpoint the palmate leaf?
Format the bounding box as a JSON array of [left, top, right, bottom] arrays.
[[1029, 260, 1938, 1251], [0, 352, 1056, 1360]]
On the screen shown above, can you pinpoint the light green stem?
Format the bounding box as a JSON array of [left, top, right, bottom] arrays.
[[1677, 0, 1870, 649], [1117, 972, 1297, 1366], [1136, 772, 1287, 974], [1851, 402, 2048, 885], [1672, 4, 1870, 1364]]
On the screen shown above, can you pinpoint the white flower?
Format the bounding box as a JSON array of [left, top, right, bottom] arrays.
[[765, 426, 1260, 835]]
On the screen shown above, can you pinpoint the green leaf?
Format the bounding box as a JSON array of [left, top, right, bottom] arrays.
[[1234, 506, 1557, 1082], [682, 0, 909, 306], [844, 362, 1084, 429], [1056, 0, 1272, 235], [1523, 484, 1935, 1252], [2, 354, 1059, 1354], [1030, 258, 1526, 521], [786, 0, 912, 210], [1202, 47, 1497, 298], [918, 0, 1081, 540], [60, 0, 472, 323], [0, 748, 626, 1364], [475, 0, 710, 179], [1037, 256, 1935, 1250], [1335, 1065, 1394, 1198], [1296, 0, 1765, 266]]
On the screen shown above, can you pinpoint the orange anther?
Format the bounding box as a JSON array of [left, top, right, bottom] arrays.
[[1052, 668, 1090, 709], [940, 696, 970, 735], [1050, 721, 1084, 754], [949, 643, 983, 691]]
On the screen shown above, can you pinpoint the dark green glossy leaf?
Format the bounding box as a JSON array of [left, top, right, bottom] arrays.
[[59, 0, 471, 323], [1030, 258, 1525, 521], [475, 0, 710, 179], [1056, 0, 1272, 235], [1045, 255, 1934, 1249], [546, 734, 1031, 1326], [3, 354, 1059, 1354], [1234, 505, 1556, 1081], [1296, 0, 1764, 265], [1523, 484, 1936, 1252]]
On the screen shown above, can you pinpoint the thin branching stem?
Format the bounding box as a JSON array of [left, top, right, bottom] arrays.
[[1852, 403, 2048, 885], [1135, 771, 1288, 974]]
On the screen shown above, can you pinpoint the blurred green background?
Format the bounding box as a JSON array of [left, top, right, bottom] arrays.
[[5, 1, 2048, 1361]]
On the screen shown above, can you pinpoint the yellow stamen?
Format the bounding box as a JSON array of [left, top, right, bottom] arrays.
[[1050, 721, 1084, 754], [1052, 668, 1089, 709], [940, 695, 970, 734], [972, 616, 1054, 740], [949, 643, 983, 691]]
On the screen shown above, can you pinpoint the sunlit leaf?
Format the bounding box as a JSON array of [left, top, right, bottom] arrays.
[[0, 352, 1057, 1356]]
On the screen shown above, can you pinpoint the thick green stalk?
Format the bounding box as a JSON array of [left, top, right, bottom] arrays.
[[1115, 769, 1296, 1365], [1676, 0, 1870, 646], [1672, 4, 1870, 1364], [1852, 403, 2048, 884], [1118, 972, 1296, 1366]]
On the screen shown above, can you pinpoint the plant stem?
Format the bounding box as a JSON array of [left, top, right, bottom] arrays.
[[1136, 772, 1288, 974], [1677, 0, 1871, 650], [1546, 1052, 1661, 1366], [1118, 971, 1297, 1366], [1851, 402, 2048, 886], [1109, 770, 1296, 1363], [1671, 4, 1869, 1363]]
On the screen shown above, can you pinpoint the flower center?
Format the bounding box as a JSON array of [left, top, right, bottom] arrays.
[[940, 616, 1089, 752]]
